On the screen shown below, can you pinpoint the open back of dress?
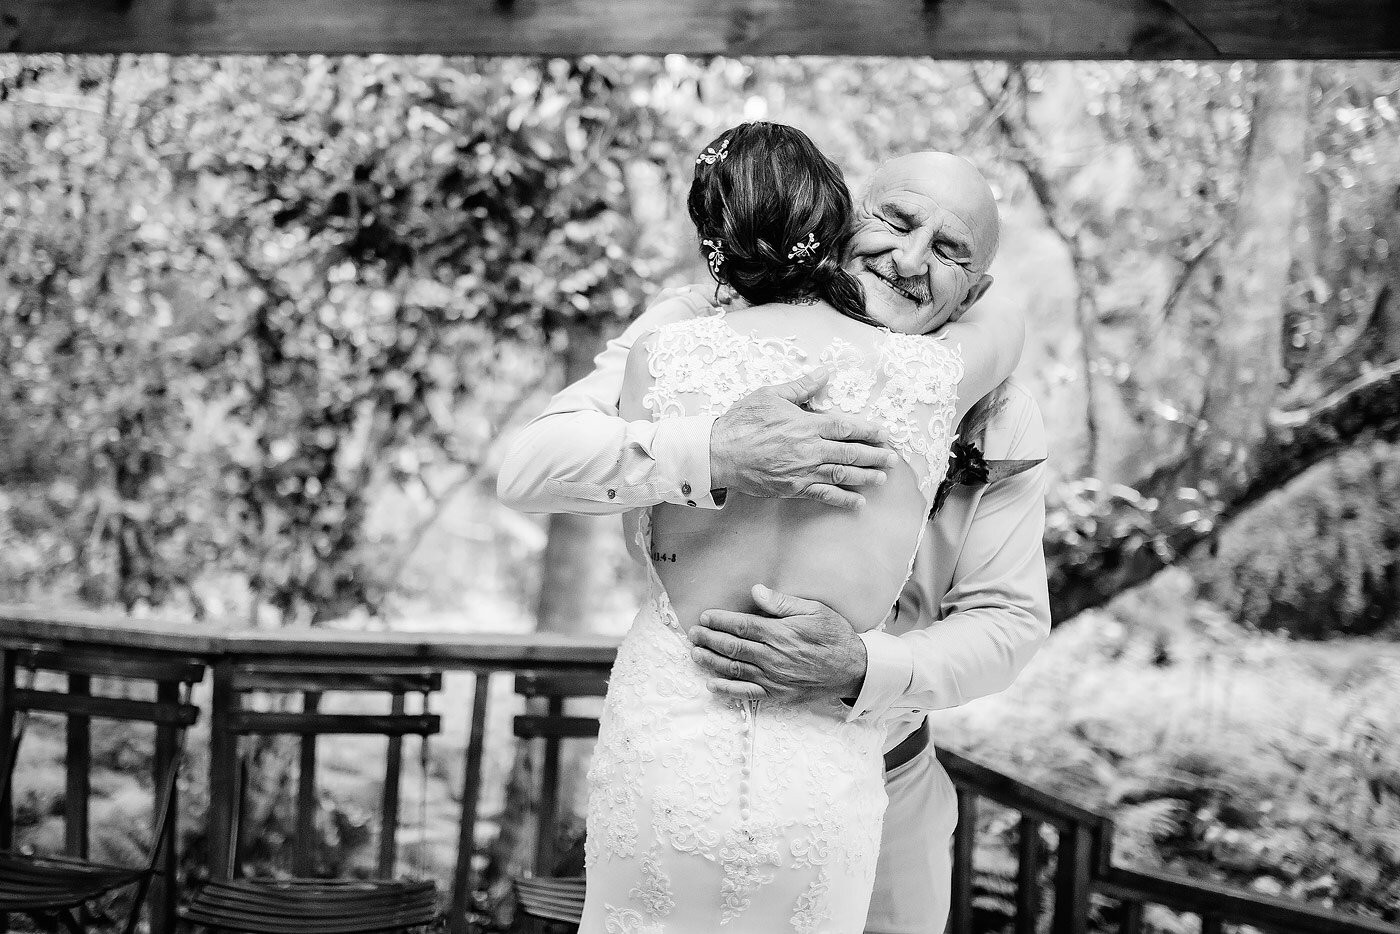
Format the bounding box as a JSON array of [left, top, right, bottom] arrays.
[[637, 309, 966, 634], [582, 307, 966, 934]]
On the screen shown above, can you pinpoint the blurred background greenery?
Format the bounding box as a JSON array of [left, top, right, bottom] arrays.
[[1, 56, 1398, 929]]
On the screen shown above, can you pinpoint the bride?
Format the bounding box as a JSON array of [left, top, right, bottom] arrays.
[[577, 122, 1022, 934]]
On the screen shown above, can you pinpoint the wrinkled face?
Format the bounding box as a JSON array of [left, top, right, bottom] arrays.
[[847, 152, 1000, 335]]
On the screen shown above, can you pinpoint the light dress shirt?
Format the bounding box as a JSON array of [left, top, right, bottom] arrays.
[[497, 286, 1051, 750]]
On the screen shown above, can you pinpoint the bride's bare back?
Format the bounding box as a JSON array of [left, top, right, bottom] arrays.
[[619, 302, 1008, 635]]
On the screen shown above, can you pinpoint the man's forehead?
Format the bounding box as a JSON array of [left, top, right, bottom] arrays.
[[878, 193, 973, 238], [869, 152, 998, 245], [871, 155, 986, 217]]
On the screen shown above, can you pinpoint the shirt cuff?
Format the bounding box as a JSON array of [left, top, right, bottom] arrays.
[[651, 414, 722, 509], [844, 629, 915, 723]]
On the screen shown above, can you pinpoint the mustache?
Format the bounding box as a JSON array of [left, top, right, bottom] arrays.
[[864, 259, 932, 305]]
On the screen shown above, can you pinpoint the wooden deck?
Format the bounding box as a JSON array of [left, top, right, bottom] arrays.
[[2, 604, 1399, 934], [0, 605, 619, 934], [2, 0, 1398, 58]]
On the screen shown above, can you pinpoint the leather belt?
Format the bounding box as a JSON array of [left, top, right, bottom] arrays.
[[883, 718, 930, 773]]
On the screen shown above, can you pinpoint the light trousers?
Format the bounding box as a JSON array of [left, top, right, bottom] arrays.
[[865, 748, 959, 934]]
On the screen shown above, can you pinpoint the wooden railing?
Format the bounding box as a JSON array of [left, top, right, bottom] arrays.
[[940, 748, 1400, 934], [1, 604, 1397, 934]]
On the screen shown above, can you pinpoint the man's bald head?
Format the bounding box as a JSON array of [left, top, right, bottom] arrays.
[[865, 151, 1000, 270], [849, 152, 1000, 334]]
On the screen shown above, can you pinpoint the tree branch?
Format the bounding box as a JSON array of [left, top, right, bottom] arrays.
[[378, 376, 545, 595], [971, 64, 1104, 474], [1049, 359, 1400, 622], [1156, 229, 1223, 329]]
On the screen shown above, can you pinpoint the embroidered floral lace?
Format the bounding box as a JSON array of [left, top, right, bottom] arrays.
[[580, 313, 964, 934]]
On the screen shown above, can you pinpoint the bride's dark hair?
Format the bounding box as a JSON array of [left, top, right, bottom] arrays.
[[687, 122, 871, 325]]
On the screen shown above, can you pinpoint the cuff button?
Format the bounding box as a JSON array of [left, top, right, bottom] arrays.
[[606, 489, 617, 499], [686, 500, 697, 507], [681, 481, 693, 495]]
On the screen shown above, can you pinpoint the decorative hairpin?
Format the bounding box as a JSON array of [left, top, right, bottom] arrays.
[[787, 233, 821, 264], [695, 138, 729, 166], [701, 238, 725, 279]]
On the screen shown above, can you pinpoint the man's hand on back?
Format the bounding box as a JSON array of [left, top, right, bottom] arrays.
[[710, 368, 899, 510], [687, 585, 869, 703]]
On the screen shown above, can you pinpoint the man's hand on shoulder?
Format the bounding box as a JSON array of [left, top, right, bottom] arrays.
[[642, 283, 895, 509], [710, 368, 899, 510]]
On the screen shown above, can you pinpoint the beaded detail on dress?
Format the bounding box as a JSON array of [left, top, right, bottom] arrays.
[[580, 312, 965, 934]]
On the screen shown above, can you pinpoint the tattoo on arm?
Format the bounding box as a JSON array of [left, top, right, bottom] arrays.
[[650, 550, 679, 563]]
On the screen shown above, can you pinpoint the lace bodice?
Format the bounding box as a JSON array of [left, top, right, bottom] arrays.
[[580, 310, 970, 934], [640, 313, 965, 501]]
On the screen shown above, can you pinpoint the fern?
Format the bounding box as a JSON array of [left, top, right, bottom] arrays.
[[1115, 799, 1188, 859]]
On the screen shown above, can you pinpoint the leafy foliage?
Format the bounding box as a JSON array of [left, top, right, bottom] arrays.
[[4, 56, 1400, 925], [936, 587, 1400, 926], [1197, 442, 1400, 637], [1, 56, 697, 624]]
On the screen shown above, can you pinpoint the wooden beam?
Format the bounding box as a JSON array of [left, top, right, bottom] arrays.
[[1, 0, 1397, 57], [949, 789, 977, 934], [1015, 816, 1041, 934], [227, 710, 442, 735], [151, 680, 181, 934], [377, 692, 407, 878], [512, 714, 600, 739], [293, 693, 320, 877], [1051, 823, 1092, 934], [207, 659, 238, 882], [12, 687, 200, 726], [63, 674, 91, 861], [450, 674, 492, 934]]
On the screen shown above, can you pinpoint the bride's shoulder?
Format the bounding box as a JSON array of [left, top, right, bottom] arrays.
[[877, 328, 965, 363], [645, 308, 730, 344]]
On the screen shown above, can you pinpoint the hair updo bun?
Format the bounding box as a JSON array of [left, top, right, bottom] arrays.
[[688, 122, 871, 326]]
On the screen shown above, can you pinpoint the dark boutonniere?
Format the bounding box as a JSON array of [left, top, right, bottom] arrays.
[[931, 438, 990, 517], [928, 385, 1045, 517]]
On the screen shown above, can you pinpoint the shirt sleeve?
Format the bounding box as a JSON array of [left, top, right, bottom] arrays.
[[496, 286, 725, 516], [845, 386, 1052, 721]]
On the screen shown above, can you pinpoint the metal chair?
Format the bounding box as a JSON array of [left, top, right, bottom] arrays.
[[181, 663, 442, 934], [509, 673, 606, 932], [0, 646, 204, 934]]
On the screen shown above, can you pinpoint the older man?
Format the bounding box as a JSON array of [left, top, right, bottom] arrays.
[[498, 151, 1050, 934]]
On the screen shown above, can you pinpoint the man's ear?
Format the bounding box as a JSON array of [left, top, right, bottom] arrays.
[[948, 274, 994, 322]]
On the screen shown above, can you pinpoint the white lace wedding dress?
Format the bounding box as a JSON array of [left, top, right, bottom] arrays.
[[580, 311, 966, 934]]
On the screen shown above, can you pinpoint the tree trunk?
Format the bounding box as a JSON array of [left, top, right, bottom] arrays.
[[484, 318, 612, 917], [1168, 61, 1311, 489], [535, 318, 613, 634], [1048, 62, 1320, 622]]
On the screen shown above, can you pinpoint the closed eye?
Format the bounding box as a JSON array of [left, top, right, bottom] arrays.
[[879, 205, 918, 235], [933, 242, 973, 268]]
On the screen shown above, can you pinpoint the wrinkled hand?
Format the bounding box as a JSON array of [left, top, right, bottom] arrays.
[[709, 368, 899, 510], [688, 584, 868, 703]]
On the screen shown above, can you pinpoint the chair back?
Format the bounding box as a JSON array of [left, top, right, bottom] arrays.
[[0, 645, 205, 934], [221, 663, 442, 879], [512, 673, 607, 741], [512, 672, 607, 875], [1, 646, 204, 856]]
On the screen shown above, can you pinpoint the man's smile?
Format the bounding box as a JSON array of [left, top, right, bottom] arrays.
[[864, 261, 930, 306]]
